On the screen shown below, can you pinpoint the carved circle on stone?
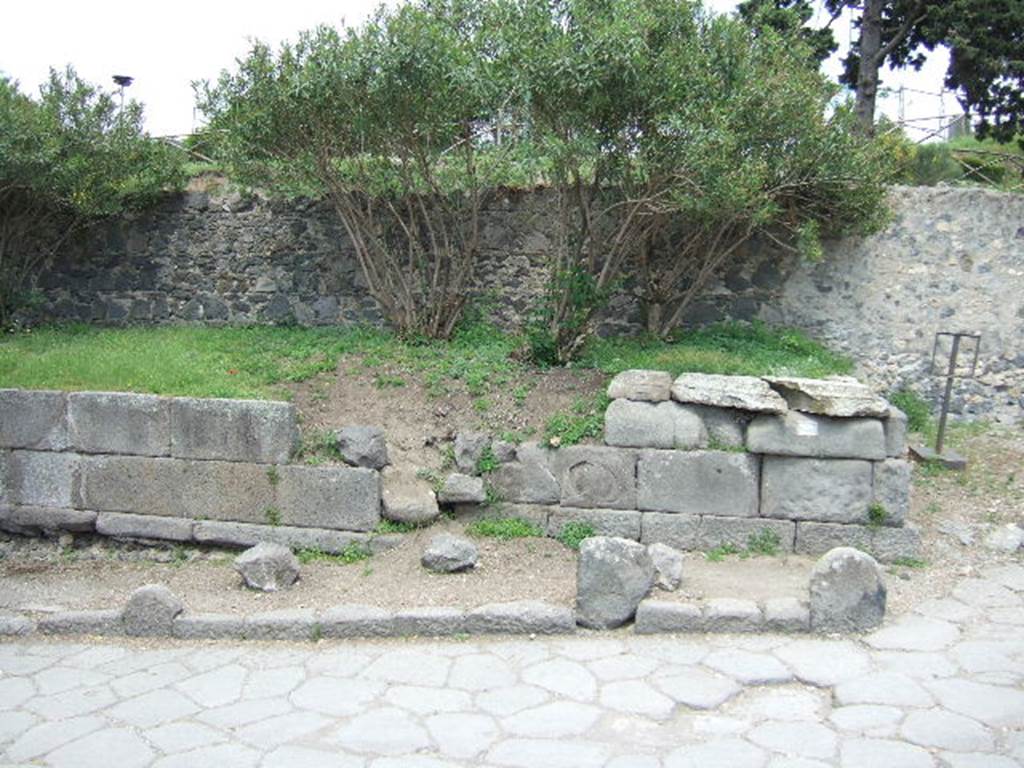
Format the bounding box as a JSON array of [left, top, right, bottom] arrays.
[[566, 460, 615, 501]]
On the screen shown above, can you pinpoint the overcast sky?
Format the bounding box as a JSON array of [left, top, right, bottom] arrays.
[[1, 0, 953, 141]]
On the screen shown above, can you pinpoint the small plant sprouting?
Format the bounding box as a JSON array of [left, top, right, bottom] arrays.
[[891, 556, 927, 569], [440, 443, 456, 471], [705, 543, 740, 562], [375, 519, 418, 534], [296, 543, 371, 565], [475, 446, 499, 475], [466, 516, 543, 540], [264, 507, 282, 526], [483, 483, 504, 508], [867, 502, 888, 528], [311, 623, 323, 642], [171, 545, 190, 566], [557, 521, 595, 550], [705, 437, 747, 453], [266, 465, 280, 486], [746, 528, 781, 557]]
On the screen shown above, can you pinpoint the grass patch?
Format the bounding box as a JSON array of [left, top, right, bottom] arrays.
[[374, 519, 419, 534], [746, 527, 782, 557], [295, 543, 371, 565], [867, 502, 888, 529], [545, 393, 610, 447], [556, 522, 595, 550], [475, 446, 499, 475], [466, 516, 543, 540], [264, 507, 282, 527], [705, 543, 740, 562], [890, 556, 927, 569], [889, 388, 933, 436]]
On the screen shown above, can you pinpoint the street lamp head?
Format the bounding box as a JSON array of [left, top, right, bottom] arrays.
[[112, 75, 134, 88]]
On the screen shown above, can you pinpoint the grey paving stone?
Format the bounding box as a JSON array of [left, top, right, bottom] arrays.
[[521, 658, 597, 701], [900, 708, 994, 752], [3, 715, 107, 762], [730, 687, 825, 722], [764, 598, 810, 632], [941, 755, 1019, 768], [501, 700, 602, 737], [426, 712, 502, 759], [704, 598, 763, 632], [839, 738, 935, 768], [475, 685, 550, 716], [638, 449, 759, 517], [38, 609, 123, 636], [244, 609, 317, 641], [655, 667, 742, 710], [748, 411, 886, 460], [748, 721, 838, 759], [599, 679, 676, 718], [634, 599, 703, 633], [486, 737, 610, 768], [865, 615, 959, 651], [107, 688, 201, 727], [361, 649, 452, 687], [0, 388, 68, 450], [834, 672, 934, 708], [327, 707, 430, 755], [664, 738, 767, 768], [546, 507, 641, 541], [952, 578, 1020, 608], [260, 745, 364, 768], [773, 639, 872, 686], [173, 613, 246, 640], [44, 726, 154, 768], [464, 600, 575, 635], [68, 391, 171, 456], [235, 710, 332, 750], [588, 652, 660, 681], [143, 722, 226, 754], [289, 676, 383, 717], [391, 606, 467, 636], [829, 704, 904, 734], [176, 664, 247, 708], [169, 396, 298, 463], [926, 678, 1024, 728], [97, 511, 194, 541], [703, 648, 793, 684]]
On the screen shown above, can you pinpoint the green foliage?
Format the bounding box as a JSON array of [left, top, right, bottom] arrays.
[[475, 446, 499, 475], [891, 556, 927, 569], [898, 136, 1024, 192], [0, 68, 184, 324], [556, 522, 595, 550], [706, 543, 741, 562], [374, 519, 419, 534], [746, 528, 782, 556], [889, 388, 933, 434], [466, 517, 544, 540], [867, 502, 888, 529], [264, 507, 282, 526], [544, 393, 610, 447], [265, 466, 280, 486], [296, 543, 371, 565]]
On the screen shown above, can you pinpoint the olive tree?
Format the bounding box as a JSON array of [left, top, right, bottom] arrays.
[[0, 68, 183, 324], [197, 0, 513, 339]]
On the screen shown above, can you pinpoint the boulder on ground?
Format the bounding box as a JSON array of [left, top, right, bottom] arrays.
[[984, 524, 1024, 553], [123, 584, 183, 637], [381, 468, 440, 525], [335, 426, 389, 469], [234, 542, 300, 592], [454, 432, 490, 474], [647, 542, 684, 591], [576, 536, 656, 629], [422, 533, 478, 573], [437, 474, 486, 505], [809, 547, 886, 633]]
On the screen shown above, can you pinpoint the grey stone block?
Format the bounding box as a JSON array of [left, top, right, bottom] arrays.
[[492, 440, 517, 463], [547, 507, 641, 541], [170, 397, 298, 463], [68, 391, 170, 456], [320, 604, 394, 638], [38, 609, 123, 636], [3, 506, 96, 533], [489, 444, 559, 505], [465, 601, 575, 635], [870, 523, 922, 562], [123, 584, 183, 637], [634, 600, 703, 633], [173, 613, 246, 640], [603, 400, 706, 450], [873, 459, 911, 526], [422, 533, 478, 573], [334, 426, 389, 469], [764, 598, 810, 632], [551, 445, 636, 510], [80, 456, 276, 522], [795, 521, 873, 556], [0, 389, 68, 450], [7, 450, 81, 508], [381, 468, 440, 525], [607, 369, 673, 402], [809, 547, 886, 633], [693, 405, 749, 448], [0, 450, 8, 504], [0, 613, 35, 636], [276, 464, 380, 531], [697, 516, 795, 553], [761, 456, 873, 523], [764, 376, 890, 418], [438, 473, 486, 505], [245, 609, 318, 640], [576, 536, 655, 629], [234, 542, 300, 592], [641, 512, 701, 550], [648, 543, 684, 591], [391, 607, 467, 636], [192, 520, 372, 554], [454, 432, 489, 474], [747, 411, 886, 460], [671, 374, 787, 414], [638, 450, 759, 517], [96, 512, 193, 541], [704, 598, 763, 632], [884, 407, 908, 457]]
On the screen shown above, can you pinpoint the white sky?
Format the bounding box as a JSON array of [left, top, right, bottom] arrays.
[[1, 0, 953, 141]]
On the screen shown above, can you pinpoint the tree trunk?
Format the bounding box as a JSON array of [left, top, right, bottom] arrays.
[[854, 0, 885, 136]]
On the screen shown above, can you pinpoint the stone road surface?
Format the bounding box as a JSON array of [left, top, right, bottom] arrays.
[[2, 564, 1023, 768]]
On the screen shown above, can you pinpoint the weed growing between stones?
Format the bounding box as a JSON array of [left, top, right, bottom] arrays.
[[475, 446, 499, 475], [889, 388, 933, 434], [746, 528, 782, 556], [264, 507, 282, 527], [265, 465, 280, 486], [544, 393, 610, 447], [466, 517, 543, 540], [706, 544, 741, 562], [482, 484, 504, 508], [556, 522, 596, 550], [374, 519, 419, 534], [296, 543, 371, 565], [867, 502, 888, 528]]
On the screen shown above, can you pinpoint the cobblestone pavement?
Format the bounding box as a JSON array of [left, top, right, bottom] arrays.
[[2, 564, 1023, 768]]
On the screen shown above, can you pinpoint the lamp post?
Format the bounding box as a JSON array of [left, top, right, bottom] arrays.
[[112, 74, 134, 111]]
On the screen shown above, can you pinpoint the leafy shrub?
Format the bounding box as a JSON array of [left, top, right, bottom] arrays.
[[556, 522, 595, 550], [746, 528, 782, 556]]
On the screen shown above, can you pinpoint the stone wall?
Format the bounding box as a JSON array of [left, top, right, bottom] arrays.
[[24, 185, 1024, 422], [0, 389, 388, 552]]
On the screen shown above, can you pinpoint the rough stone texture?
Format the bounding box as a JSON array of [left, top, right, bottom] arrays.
[[984, 524, 1024, 552], [603, 400, 706, 449], [80, 455, 276, 522], [809, 547, 887, 633], [458, 502, 551, 530], [489, 443, 559, 505], [0, 613, 35, 636], [640, 513, 701, 550], [607, 369, 673, 402], [704, 598, 764, 632], [647, 543, 683, 591], [67, 392, 170, 456], [575, 536, 656, 629], [276, 464, 380, 531], [697, 517, 796, 554], [454, 432, 490, 474], [873, 459, 911, 526], [492, 440, 517, 463], [169, 397, 298, 463], [884, 407, 908, 457], [381, 468, 440, 525], [391, 607, 467, 637], [764, 376, 891, 418], [550, 446, 636, 510], [0, 389, 68, 450], [747, 411, 886, 460], [634, 600, 703, 633], [334, 426, 389, 469], [465, 601, 576, 635], [244, 609, 317, 640], [546, 508, 641, 541], [637, 450, 759, 517], [192, 520, 376, 554], [421, 533, 478, 573], [319, 604, 394, 638], [173, 613, 247, 640], [761, 456, 873, 523], [37, 609, 123, 635], [122, 584, 184, 637], [2, 506, 96, 534], [692, 405, 749, 448], [795, 521, 872, 556], [233, 542, 301, 592], [671, 373, 788, 413], [437, 474, 486, 505], [5, 450, 81, 508], [96, 512, 193, 542], [869, 523, 922, 562], [764, 598, 811, 632]]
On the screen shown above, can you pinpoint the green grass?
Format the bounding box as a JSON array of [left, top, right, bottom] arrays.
[[889, 388, 933, 436], [466, 516, 543, 540], [545, 393, 611, 447], [705, 543, 740, 562], [556, 522, 595, 550], [295, 543, 371, 565], [890, 556, 927, 569], [374, 519, 419, 534], [746, 527, 782, 557]]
